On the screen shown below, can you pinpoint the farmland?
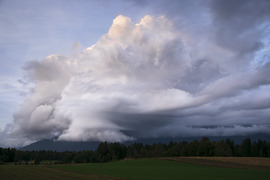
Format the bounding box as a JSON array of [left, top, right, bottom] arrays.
[[56, 158, 270, 180], [162, 157, 270, 170], [0, 165, 120, 180], [1, 158, 270, 180]]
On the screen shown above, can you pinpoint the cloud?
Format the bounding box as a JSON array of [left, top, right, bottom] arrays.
[[4, 15, 191, 145], [210, 0, 270, 57], [1, 1, 270, 147]]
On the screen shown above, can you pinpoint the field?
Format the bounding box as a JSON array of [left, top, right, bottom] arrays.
[[0, 165, 120, 180], [1, 158, 270, 180], [162, 157, 270, 170]]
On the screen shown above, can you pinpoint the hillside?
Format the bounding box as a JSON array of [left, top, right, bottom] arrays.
[[20, 134, 270, 152]]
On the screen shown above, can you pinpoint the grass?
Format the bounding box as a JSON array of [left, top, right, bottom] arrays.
[[162, 157, 270, 170], [1, 158, 269, 180], [0, 165, 120, 180], [57, 158, 270, 180]]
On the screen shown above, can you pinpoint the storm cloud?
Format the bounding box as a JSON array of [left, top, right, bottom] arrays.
[[1, 0, 270, 147]]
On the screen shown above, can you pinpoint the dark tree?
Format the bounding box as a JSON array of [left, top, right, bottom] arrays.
[[241, 138, 251, 157]]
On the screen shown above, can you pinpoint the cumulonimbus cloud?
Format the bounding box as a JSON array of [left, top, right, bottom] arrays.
[[2, 11, 270, 147]]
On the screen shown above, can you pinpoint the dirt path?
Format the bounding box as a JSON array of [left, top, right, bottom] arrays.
[[160, 157, 270, 170]]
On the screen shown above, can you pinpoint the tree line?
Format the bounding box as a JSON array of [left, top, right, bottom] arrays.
[[0, 137, 269, 165]]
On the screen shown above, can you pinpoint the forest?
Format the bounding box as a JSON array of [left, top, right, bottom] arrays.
[[0, 137, 270, 165]]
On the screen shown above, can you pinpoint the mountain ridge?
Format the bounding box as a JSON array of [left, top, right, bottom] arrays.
[[21, 134, 270, 152]]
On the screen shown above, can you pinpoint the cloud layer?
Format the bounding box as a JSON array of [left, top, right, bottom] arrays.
[[1, 0, 270, 147]]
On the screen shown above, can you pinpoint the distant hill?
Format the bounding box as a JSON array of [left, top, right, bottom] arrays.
[[21, 139, 100, 152], [21, 134, 270, 152]]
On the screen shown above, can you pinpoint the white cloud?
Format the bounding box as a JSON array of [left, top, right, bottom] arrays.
[[1, 12, 270, 147]]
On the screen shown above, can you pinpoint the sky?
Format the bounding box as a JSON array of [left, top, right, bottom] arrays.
[[0, 0, 270, 147]]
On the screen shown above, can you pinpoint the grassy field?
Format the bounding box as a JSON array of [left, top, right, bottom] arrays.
[[0, 165, 121, 180], [1, 158, 270, 180], [57, 158, 270, 180], [162, 157, 270, 170]]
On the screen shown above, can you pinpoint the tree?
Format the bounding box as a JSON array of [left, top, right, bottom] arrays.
[[96, 142, 111, 162], [198, 137, 214, 156], [241, 138, 251, 157]]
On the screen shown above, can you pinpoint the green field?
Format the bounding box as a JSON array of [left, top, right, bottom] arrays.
[[0, 165, 118, 180], [1, 159, 270, 180], [58, 159, 270, 180]]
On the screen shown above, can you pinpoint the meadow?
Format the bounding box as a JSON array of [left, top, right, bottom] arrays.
[[0, 165, 119, 180], [1, 158, 270, 180], [57, 158, 270, 180]]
